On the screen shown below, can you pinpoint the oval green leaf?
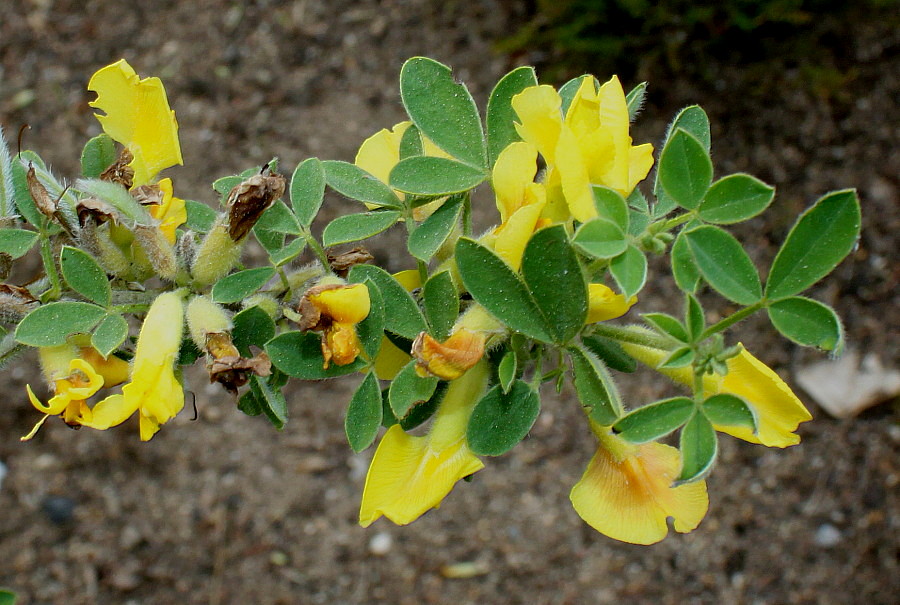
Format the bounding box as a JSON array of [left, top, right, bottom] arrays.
[[765, 189, 861, 300], [698, 173, 775, 224], [423, 271, 458, 341], [468, 381, 540, 457], [407, 195, 464, 261], [684, 225, 762, 305], [400, 57, 486, 168], [345, 371, 383, 453], [390, 156, 486, 195], [658, 128, 713, 210], [90, 314, 129, 358], [582, 335, 636, 374], [573, 218, 627, 259], [347, 264, 426, 340], [767, 296, 843, 351], [255, 200, 302, 235], [290, 157, 325, 227], [16, 302, 106, 347], [677, 412, 718, 484], [671, 230, 701, 293], [322, 211, 401, 247], [613, 397, 695, 443], [487, 66, 538, 166], [592, 186, 629, 231], [0, 229, 38, 259], [389, 359, 439, 419], [702, 393, 757, 432], [266, 331, 366, 379], [569, 346, 622, 425], [80, 133, 116, 179], [211, 267, 275, 304], [322, 160, 401, 209], [609, 244, 647, 299], [232, 305, 276, 357], [60, 246, 111, 307], [185, 199, 217, 233], [356, 278, 385, 360]]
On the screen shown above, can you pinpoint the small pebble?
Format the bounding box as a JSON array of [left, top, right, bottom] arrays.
[[41, 495, 76, 525], [368, 532, 392, 555], [814, 523, 842, 548]]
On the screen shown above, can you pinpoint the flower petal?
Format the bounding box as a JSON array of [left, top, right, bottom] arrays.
[[556, 124, 595, 222], [354, 122, 411, 186], [152, 177, 187, 244], [492, 142, 539, 222], [79, 394, 136, 430], [596, 75, 630, 194], [310, 283, 371, 324], [586, 284, 637, 323], [512, 85, 563, 163], [492, 202, 545, 271], [88, 59, 183, 185]]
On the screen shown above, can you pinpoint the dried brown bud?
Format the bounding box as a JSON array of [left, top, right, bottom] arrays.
[[131, 183, 163, 206], [0, 283, 39, 323], [328, 246, 375, 277], [26, 163, 56, 220], [100, 147, 135, 189], [225, 168, 286, 242], [204, 332, 272, 394], [76, 196, 118, 227]]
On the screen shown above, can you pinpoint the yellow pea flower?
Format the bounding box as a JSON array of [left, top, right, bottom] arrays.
[[359, 360, 489, 527], [150, 177, 187, 244], [512, 76, 654, 223], [302, 283, 371, 368], [620, 329, 812, 447], [570, 424, 708, 545], [586, 283, 637, 323], [80, 291, 185, 441], [88, 59, 183, 186], [21, 345, 131, 441]]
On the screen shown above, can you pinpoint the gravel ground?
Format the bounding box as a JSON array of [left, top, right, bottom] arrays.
[[0, 1, 897, 603]]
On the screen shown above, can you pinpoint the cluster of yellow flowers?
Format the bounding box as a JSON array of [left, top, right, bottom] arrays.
[[20, 60, 812, 545]]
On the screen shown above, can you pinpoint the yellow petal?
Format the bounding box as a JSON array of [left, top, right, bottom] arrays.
[[79, 394, 136, 430], [78, 347, 130, 387], [626, 143, 655, 194], [511, 85, 563, 163], [392, 269, 422, 292], [492, 202, 545, 271], [27, 384, 68, 415], [310, 283, 371, 324], [564, 76, 601, 133], [359, 424, 485, 527], [570, 439, 708, 544], [586, 284, 637, 323], [354, 121, 411, 186], [139, 413, 162, 442], [323, 322, 363, 367], [88, 59, 183, 185], [373, 335, 412, 380], [556, 124, 595, 222], [152, 177, 187, 244], [596, 75, 630, 193], [492, 142, 539, 222], [717, 347, 812, 447], [66, 358, 105, 398]]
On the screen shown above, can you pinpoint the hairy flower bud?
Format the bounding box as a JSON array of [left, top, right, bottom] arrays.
[[191, 219, 243, 287]]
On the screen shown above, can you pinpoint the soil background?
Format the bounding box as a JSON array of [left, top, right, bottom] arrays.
[[0, 1, 897, 604]]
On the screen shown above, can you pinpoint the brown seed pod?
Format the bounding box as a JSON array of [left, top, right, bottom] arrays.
[[225, 167, 286, 242]]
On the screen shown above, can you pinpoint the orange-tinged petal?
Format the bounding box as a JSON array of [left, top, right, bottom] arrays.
[[151, 177, 187, 244], [492, 142, 539, 222], [570, 438, 708, 544], [309, 283, 371, 324], [586, 284, 637, 323], [88, 59, 183, 185], [413, 329, 485, 380], [323, 322, 363, 367], [512, 85, 563, 163]]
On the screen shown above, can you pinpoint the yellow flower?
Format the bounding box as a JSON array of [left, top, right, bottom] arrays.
[[302, 283, 371, 368], [620, 331, 812, 447], [150, 177, 187, 244], [88, 59, 183, 186], [586, 283, 636, 323], [21, 345, 131, 440], [359, 360, 489, 527], [412, 328, 485, 380], [487, 142, 549, 271], [80, 291, 185, 441], [570, 425, 708, 544], [512, 76, 654, 223]]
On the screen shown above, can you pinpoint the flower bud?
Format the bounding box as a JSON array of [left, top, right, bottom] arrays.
[[186, 295, 232, 351], [133, 224, 178, 280], [191, 220, 243, 287]]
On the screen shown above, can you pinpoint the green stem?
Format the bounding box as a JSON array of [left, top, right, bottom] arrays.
[[38, 236, 61, 302], [655, 211, 697, 233], [590, 323, 676, 350], [110, 303, 152, 314], [462, 192, 472, 237], [277, 267, 291, 293], [700, 300, 765, 340], [302, 228, 331, 270]]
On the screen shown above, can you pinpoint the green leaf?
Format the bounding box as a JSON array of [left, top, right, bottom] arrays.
[[0, 589, 17, 605], [698, 174, 775, 224], [407, 195, 464, 261], [671, 230, 701, 293], [268, 237, 306, 266], [455, 238, 552, 342], [290, 157, 325, 227], [609, 244, 647, 299], [642, 313, 688, 342], [423, 271, 458, 341], [684, 225, 762, 305], [0, 229, 38, 259], [322, 160, 401, 209], [702, 393, 756, 432], [592, 186, 629, 231], [322, 211, 401, 247], [400, 57, 486, 168], [569, 346, 621, 425], [356, 278, 385, 359], [90, 314, 129, 358], [765, 189, 861, 300], [16, 302, 106, 346], [178, 337, 202, 366], [211, 267, 275, 304], [658, 129, 713, 210], [659, 346, 695, 369], [399, 124, 425, 159], [347, 265, 426, 340], [614, 397, 694, 443], [667, 106, 711, 150], [468, 381, 540, 456], [498, 350, 517, 393], [0, 126, 17, 217], [255, 200, 302, 235], [487, 66, 538, 166], [573, 218, 627, 259], [345, 372, 383, 452], [767, 296, 843, 351], [232, 305, 276, 357], [582, 335, 636, 373], [76, 179, 152, 225], [185, 200, 217, 233], [253, 226, 285, 254], [237, 389, 263, 417], [685, 294, 705, 341], [522, 225, 587, 343], [11, 154, 43, 227], [80, 133, 117, 179], [678, 412, 718, 484], [625, 82, 648, 121], [249, 374, 288, 430], [390, 156, 485, 195], [389, 360, 439, 419], [400, 381, 447, 431], [266, 331, 366, 379], [60, 246, 111, 306]]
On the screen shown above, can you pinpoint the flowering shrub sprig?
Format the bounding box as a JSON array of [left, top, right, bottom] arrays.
[[0, 57, 860, 544]]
